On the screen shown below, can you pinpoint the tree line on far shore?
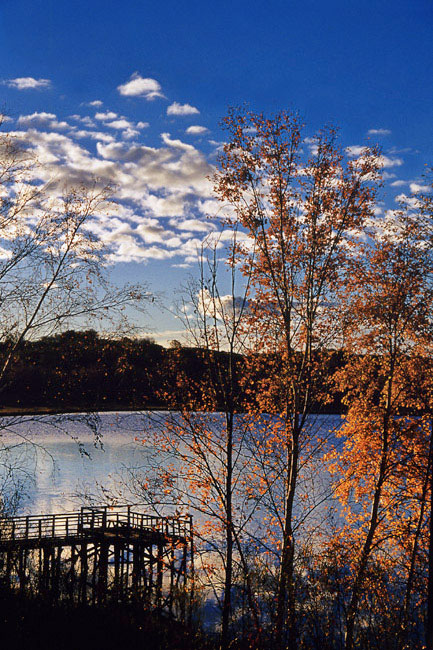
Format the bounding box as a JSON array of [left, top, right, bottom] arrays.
[[0, 329, 345, 413]]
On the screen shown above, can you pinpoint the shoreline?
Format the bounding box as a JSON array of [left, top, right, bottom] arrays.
[[0, 404, 161, 417], [0, 404, 345, 417]]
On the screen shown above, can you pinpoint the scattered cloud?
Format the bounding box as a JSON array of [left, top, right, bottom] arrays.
[[367, 128, 391, 136], [6, 118, 214, 265], [389, 179, 430, 192], [167, 102, 199, 116], [117, 73, 164, 100], [70, 129, 115, 143], [95, 111, 118, 121], [410, 182, 430, 193], [197, 287, 249, 320], [186, 125, 209, 135], [69, 114, 96, 128], [17, 111, 69, 131], [169, 218, 216, 232], [378, 155, 403, 168], [387, 146, 420, 155], [4, 77, 51, 90], [149, 329, 190, 346], [92, 111, 148, 140], [106, 119, 135, 130], [395, 193, 421, 208], [10, 94, 421, 273], [161, 132, 195, 151], [345, 145, 368, 157], [346, 145, 403, 168]]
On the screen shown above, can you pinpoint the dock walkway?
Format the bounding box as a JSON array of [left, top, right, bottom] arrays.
[[0, 505, 193, 619]]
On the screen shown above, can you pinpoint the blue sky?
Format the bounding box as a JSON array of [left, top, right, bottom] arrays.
[[1, 0, 432, 344]]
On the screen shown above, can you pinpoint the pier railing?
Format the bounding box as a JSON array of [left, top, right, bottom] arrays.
[[0, 505, 192, 544], [0, 504, 193, 618]]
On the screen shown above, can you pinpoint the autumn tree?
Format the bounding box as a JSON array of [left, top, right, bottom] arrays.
[[391, 179, 433, 650], [417, 176, 433, 650], [125, 236, 261, 648], [212, 107, 381, 649], [326, 199, 433, 650]]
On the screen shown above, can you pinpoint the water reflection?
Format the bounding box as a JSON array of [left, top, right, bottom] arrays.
[[0, 411, 342, 516], [0, 412, 155, 514]]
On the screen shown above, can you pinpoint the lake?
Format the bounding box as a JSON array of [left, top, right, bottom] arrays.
[[0, 411, 342, 516]]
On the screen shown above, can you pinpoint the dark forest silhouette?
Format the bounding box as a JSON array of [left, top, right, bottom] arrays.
[[0, 329, 345, 414]]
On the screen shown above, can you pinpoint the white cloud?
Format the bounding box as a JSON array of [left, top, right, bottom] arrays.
[[117, 73, 164, 100], [410, 182, 430, 194], [122, 128, 140, 140], [108, 240, 177, 263], [106, 119, 134, 130], [0, 245, 13, 259], [4, 77, 52, 90], [367, 128, 391, 136], [389, 180, 430, 193], [197, 199, 223, 218], [169, 218, 216, 232], [95, 111, 118, 121], [387, 146, 419, 155], [378, 155, 403, 168], [69, 115, 96, 128], [150, 329, 190, 346], [346, 145, 403, 168], [70, 129, 115, 143], [93, 113, 148, 140], [197, 288, 249, 321], [17, 112, 70, 130], [88, 100, 103, 107], [395, 193, 421, 208], [8, 118, 214, 264], [167, 102, 199, 116], [186, 125, 209, 135], [141, 193, 189, 218], [161, 132, 195, 151], [346, 145, 368, 157]]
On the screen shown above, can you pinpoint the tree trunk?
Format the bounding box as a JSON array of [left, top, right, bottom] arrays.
[[345, 376, 392, 650], [400, 419, 432, 648], [426, 442, 433, 650], [220, 413, 234, 650], [274, 421, 299, 650]]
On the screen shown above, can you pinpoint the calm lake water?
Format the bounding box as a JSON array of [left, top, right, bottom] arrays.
[[0, 411, 342, 516]]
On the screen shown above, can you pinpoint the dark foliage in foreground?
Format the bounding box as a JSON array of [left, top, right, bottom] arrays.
[[0, 585, 213, 650]]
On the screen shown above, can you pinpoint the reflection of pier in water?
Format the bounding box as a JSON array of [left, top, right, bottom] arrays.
[[0, 505, 193, 620]]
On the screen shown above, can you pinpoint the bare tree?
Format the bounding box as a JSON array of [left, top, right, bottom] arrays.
[[0, 122, 150, 513], [0, 124, 149, 392], [115, 234, 263, 647]]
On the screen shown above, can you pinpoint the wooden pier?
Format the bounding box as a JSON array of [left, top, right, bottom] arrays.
[[0, 505, 193, 620]]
